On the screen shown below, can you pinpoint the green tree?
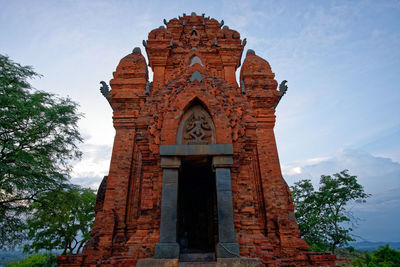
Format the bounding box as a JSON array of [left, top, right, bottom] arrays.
[[352, 245, 400, 267], [6, 253, 57, 267], [290, 170, 370, 253], [291, 179, 330, 251], [0, 54, 83, 248], [24, 186, 96, 255]]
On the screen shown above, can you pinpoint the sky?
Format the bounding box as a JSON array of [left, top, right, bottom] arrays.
[[1, 0, 399, 243]]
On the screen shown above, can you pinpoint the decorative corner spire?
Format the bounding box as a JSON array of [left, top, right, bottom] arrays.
[[274, 80, 288, 109], [278, 80, 288, 96], [132, 47, 141, 54], [100, 81, 110, 97], [100, 81, 113, 109], [246, 49, 256, 56]]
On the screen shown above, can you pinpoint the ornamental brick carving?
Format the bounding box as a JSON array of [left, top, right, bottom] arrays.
[[58, 13, 336, 267]]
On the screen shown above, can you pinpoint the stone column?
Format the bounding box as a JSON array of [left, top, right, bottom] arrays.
[[213, 156, 240, 258], [155, 157, 181, 259]]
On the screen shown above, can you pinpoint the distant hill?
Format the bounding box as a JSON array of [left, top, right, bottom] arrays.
[[351, 241, 400, 251], [0, 250, 27, 266]]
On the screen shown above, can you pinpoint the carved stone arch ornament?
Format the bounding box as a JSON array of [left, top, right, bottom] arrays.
[[177, 104, 216, 144]]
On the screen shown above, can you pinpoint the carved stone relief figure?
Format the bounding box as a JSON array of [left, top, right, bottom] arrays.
[[177, 104, 216, 144]]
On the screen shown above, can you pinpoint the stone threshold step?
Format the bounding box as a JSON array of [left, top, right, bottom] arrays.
[[178, 263, 216, 267], [179, 253, 216, 262]]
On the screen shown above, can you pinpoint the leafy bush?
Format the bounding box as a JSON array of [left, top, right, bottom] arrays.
[[352, 245, 400, 266], [6, 253, 57, 267]]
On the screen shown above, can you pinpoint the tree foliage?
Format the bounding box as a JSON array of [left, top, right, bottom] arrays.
[[24, 186, 96, 255], [0, 54, 83, 248], [352, 245, 400, 267], [290, 170, 370, 253], [290, 179, 329, 251], [6, 253, 57, 267]]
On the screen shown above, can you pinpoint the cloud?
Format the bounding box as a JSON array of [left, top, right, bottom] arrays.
[[283, 149, 400, 242], [70, 143, 112, 190], [283, 166, 302, 176], [282, 156, 329, 176], [70, 176, 103, 191]]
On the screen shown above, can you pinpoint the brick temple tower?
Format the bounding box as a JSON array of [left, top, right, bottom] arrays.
[[59, 13, 335, 266]]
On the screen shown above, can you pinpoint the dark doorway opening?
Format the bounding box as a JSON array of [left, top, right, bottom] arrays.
[[178, 157, 218, 254]]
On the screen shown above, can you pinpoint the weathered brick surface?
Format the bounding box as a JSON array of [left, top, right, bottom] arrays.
[[59, 14, 335, 267]]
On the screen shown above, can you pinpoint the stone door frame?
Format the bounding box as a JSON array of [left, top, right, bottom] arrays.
[[155, 144, 240, 259]]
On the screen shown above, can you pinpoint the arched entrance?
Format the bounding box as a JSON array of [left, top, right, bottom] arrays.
[[155, 102, 239, 259]]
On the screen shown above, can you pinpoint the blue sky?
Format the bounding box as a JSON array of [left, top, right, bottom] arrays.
[[1, 1, 399, 243]]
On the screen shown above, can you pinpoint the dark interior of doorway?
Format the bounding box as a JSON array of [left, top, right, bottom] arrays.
[[178, 157, 218, 254]]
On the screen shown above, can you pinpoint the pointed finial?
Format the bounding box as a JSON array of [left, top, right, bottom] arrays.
[[132, 47, 141, 54], [246, 49, 255, 55]]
